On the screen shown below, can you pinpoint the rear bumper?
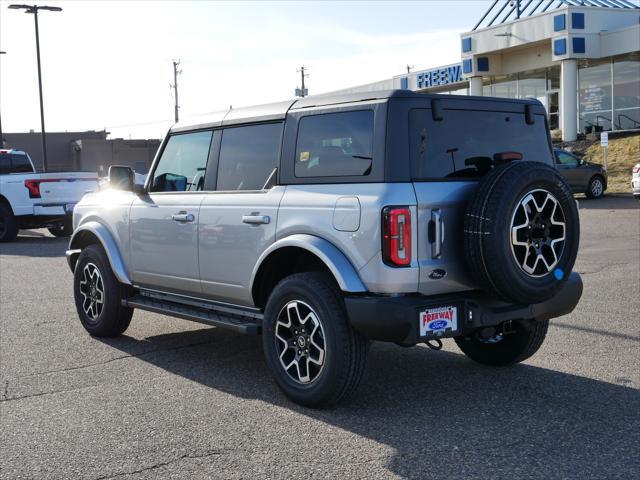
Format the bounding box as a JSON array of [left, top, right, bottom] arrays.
[[344, 272, 583, 345], [33, 203, 76, 216]]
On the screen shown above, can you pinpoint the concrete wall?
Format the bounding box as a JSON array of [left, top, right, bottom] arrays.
[[3, 130, 107, 172]]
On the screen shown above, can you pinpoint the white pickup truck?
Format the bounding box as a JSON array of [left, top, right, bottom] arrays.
[[0, 149, 98, 242]]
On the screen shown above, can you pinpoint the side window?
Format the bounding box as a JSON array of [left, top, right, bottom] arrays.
[[294, 110, 373, 178], [217, 123, 282, 191], [0, 154, 11, 174], [11, 154, 33, 173], [557, 152, 579, 166], [151, 130, 213, 192]]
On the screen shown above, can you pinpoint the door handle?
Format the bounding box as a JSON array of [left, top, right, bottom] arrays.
[[429, 209, 444, 259], [172, 211, 195, 223], [242, 214, 270, 225]]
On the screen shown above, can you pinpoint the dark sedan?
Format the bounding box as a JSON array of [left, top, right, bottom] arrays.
[[554, 149, 607, 199]]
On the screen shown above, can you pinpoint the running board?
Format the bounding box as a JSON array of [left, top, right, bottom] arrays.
[[123, 295, 261, 335]]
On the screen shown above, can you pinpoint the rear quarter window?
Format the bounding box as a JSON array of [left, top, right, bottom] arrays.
[[294, 110, 373, 178], [410, 108, 552, 180]]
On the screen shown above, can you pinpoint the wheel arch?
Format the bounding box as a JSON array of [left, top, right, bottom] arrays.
[[67, 221, 131, 285], [250, 234, 366, 309]]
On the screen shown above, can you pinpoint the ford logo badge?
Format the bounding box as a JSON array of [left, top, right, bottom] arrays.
[[428, 269, 447, 280], [428, 320, 448, 330]]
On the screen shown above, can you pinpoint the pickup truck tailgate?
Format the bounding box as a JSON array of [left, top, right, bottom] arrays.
[[28, 173, 98, 206]]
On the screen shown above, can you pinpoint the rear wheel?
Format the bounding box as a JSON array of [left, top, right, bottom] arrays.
[[586, 175, 605, 199], [48, 216, 73, 237], [73, 244, 133, 337], [262, 272, 368, 407], [454, 319, 549, 366], [0, 202, 19, 243]]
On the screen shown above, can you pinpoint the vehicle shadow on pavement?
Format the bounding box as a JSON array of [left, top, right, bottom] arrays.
[[578, 194, 640, 210], [100, 327, 640, 479], [0, 231, 68, 257]]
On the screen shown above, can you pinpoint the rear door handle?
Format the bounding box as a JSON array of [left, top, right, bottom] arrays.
[[172, 211, 195, 223], [242, 214, 270, 225]]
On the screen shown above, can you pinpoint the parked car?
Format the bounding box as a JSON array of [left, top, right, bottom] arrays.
[[0, 149, 98, 242], [632, 163, 640, 199], [66, 91, 583, 407], [554, 148, 607, 199]]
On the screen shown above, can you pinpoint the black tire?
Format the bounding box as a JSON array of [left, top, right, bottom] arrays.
[[454, 319, 549, 366], [48, 216, 73, 237], [464, 161, 579, 304], [585, 175, 605, 199], [0, 201, 19, 243], [73, 244, 133, 337], [262, 272, 368, 407]]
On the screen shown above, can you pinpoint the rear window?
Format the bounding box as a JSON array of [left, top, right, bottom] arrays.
[[295, 111, 373, 178], [0, 153, 33, 174], [409, 109, 552, 179]]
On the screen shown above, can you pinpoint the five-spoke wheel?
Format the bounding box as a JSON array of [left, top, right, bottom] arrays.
[[79, 263, 105, 321]]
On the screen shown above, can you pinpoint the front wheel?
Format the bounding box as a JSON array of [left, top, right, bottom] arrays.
[[73, 244, 133, 337], [454, 319, 549, 366], [262, 272, 368, 407], [586, 175, 605, 199]]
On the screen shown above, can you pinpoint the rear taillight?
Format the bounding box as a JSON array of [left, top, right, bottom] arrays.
[[382, 206, 412, 267], [24, 179, 41, 198], [633, 165, 640, 174]]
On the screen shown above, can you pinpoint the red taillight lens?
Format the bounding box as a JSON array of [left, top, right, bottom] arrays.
[[24, 179, 41, 198], [382, 206, 411, 267]]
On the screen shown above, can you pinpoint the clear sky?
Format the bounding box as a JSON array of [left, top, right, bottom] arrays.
[[0, 1, 489, 139]]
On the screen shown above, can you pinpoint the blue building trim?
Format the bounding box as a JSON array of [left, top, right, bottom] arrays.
[[554, 14, 566, 32], [462, 37, 472, 52], [554, 38, 567, 56], [462, 58, 473, 74], [477, 57, 489, 72], [572, 37, 586, 54], [572, 12, 585, 29], [400, 77, 409, 89]]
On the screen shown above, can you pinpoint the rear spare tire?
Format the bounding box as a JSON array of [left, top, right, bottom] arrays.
[[464, 161, 579, 304]]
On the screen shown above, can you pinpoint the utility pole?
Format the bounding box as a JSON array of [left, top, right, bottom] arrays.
[[406, 64, 414, 74], [8, 4, 62, 172], [295, 66, 309, 97], [0, 51, 5, 147], [171, 59, 181, 123]]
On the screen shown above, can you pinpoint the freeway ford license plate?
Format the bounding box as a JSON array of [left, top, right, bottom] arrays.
[[419, 306, 458, 337]]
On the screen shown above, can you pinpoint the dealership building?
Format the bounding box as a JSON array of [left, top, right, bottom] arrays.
[[337, 0, 640, 141]]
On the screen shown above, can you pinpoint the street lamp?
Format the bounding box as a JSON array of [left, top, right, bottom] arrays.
[[0, 51, 5, 148], [8, 4, 62, 172]]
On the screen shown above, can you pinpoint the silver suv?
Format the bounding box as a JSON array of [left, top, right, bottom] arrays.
[[67, 90, 583, 407]]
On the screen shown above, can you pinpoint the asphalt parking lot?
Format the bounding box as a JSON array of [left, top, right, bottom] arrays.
[[1, 195, 638, 480]]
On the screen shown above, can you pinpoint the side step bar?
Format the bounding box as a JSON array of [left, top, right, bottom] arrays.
[[123, 294, 261, 335]]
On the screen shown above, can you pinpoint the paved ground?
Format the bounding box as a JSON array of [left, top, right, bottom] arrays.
[[1, 195, 639, 479]]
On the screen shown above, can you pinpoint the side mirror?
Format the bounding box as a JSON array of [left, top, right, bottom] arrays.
[[108, 165, 135, 191]]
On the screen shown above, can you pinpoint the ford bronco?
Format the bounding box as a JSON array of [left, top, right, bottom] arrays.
[[66, 90, 582, 407]]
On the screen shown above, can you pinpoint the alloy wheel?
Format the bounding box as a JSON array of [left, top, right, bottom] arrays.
[[274, 300, 326, 384], [79, 263, 105, 321], [591, 178, 603, 197], [510, 189, 566, 277]]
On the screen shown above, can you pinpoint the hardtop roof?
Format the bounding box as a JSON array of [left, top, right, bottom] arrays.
[[170, 89, 543, 133]]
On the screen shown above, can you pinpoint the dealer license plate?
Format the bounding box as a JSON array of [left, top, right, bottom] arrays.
[[419, 306, 458, 337]]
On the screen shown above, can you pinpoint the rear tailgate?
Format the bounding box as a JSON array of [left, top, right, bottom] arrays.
[[27, 172, 98, 210], [408, 99, 554, 297]]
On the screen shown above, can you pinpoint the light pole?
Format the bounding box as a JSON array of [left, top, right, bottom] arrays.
[[8, 4, 62, 172], [0, 51, 5, 148]]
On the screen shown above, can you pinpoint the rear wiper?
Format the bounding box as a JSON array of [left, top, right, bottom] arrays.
[[352, 155, 372, 160]]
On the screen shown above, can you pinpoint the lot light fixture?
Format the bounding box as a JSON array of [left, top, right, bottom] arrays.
[[8, 4, 63, 172]]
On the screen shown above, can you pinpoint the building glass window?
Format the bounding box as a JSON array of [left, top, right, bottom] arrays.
[[519, 69, 547, 106], [578, 60, 613, 132], [547, 66, 560, 91], [613, 55, 640, 130], [488, 75, 518, 98]]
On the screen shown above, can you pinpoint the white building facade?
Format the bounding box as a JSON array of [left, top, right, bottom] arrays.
[[335, 0, 640, 141]]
